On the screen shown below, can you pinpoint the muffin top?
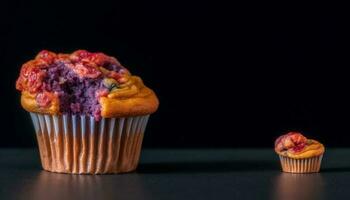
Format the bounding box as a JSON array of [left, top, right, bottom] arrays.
[[274, 132, 324, 159], [16, 50, 159, 120]]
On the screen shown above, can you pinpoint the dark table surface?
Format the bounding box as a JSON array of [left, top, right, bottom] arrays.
[[0, 148, 349, 200]]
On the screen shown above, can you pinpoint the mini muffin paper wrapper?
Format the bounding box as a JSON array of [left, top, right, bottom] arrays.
[[29, 113, 150, 174], [279, 154, 323, 173]]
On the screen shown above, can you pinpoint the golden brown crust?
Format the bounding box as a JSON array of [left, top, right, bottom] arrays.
[[20, 76, 159, 118], [21, 91, 60, 115], [100, 88, 158, 118], [99, 76, 158, 117], [99, 76, 159, 117], [275, 139, 325, 159]]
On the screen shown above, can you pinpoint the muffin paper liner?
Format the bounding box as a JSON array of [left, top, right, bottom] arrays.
[[29, 113, 150, 174], [279, 155, 323, 173]]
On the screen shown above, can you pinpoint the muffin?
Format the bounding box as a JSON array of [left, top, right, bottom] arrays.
[[16, 50, 159, 174], [274, 132, 325, 173]]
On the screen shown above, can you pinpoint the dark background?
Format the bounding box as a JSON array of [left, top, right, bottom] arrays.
[[0, 1, 348, 148]]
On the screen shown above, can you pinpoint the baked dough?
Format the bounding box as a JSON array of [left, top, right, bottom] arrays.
[[275, 132, 325, 159], [17, 50, 159, 118]]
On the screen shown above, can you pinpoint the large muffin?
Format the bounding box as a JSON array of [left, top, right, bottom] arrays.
[[16, 50, 159, 174]]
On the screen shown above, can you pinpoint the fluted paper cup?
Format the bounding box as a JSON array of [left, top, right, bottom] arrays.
[[29, 113, 150, 174], [279, 155, 323, 173]]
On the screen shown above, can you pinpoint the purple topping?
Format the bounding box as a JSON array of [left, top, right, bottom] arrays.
[[43, 61, 107, 120]]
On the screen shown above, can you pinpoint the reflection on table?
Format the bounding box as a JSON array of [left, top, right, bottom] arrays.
[[273, 173, 325, 200], [16, 171, 151, 200]]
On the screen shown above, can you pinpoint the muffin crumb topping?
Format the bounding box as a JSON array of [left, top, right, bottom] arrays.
[[274, 132, 325, 159], [16, 50, 130, 120]]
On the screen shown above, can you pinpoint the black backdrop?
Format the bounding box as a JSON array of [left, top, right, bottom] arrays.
[[0, 1, 348, 148]]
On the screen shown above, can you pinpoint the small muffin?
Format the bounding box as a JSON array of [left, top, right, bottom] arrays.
[[16, 50, 159, 174], [274, 132, 325, 173]]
